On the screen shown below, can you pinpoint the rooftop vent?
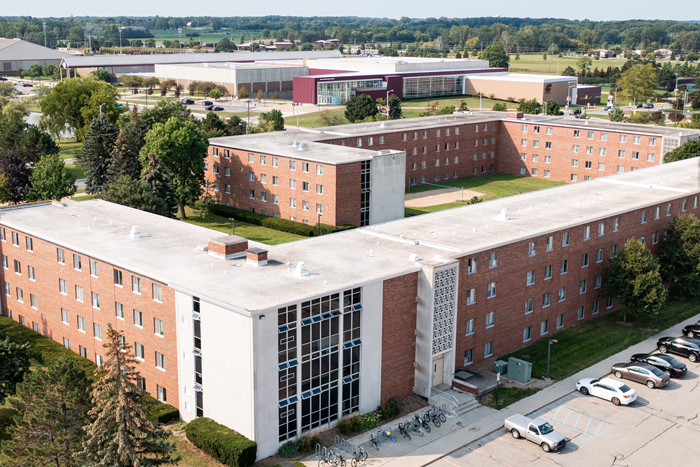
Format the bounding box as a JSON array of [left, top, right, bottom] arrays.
[[298, 142, 306, 151], [293, 261, 310, 277], [379, 121, 387, 128], [497, 209, 510, 221], [246, 248, 268, 267], [409, 253, 420, 262], [129, 226, 141, 238], [208, 236, 248, 260], [292, 140, 299, 147]]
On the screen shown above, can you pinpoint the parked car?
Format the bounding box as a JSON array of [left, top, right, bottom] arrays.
[[657, 337, 700, 362], [211, 106, 224, 111], [180, 98, 195, 105], [13, 81, 23, 86], [636, 103, 644, 108], [576, 377, 637, 406], [21, 83, 33, 87], [604, 105, 613, 111], [630, 354, 687, 378], [610, 362, 670, 388], [643, 103, 654, 109], [202, 100, 213, 106], [0, 76, 7, 81], [682, 324, 700, 338], [569, 109, 582, 115], [503, 414, 567, 452]]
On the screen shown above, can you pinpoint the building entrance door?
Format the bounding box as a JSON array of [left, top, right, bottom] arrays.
[[432, 355, 444, 386]]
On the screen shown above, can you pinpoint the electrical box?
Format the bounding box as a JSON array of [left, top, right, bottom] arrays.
[[493, 360, 508, 375], [507, 357, 532, 384]]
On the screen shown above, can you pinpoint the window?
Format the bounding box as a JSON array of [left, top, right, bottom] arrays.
[[13, 260, 20, 275], [134, 309, 143, 327], [641, 210, 648, 224], [598, 163, 605, 171], [75, 286, 83, 302], [289, 160, 296, 170], [594, 275, 602, 289], [544, 264, 552, 280], [640, 235, 646, 245], [260, 174, 267, 184], [316, 184, 323, 195], [73, 254, 81, 271], [557, 314, 564, 329], [558, 287, 566, 302], [302, 201, 309, 211], [632, 151, 640, 160], [2, 282, 8, 297], [541, 320, 549, 335], [464, 349, 473, 365], [613, 218, 620, 232], [290, 198, 296, 208], [260, 155, 267, 165], [77, 316, 85, 332], [580, 280, 587, 294], [607, 297, 614, 309], [302, 162, 309, 172], [520, 153, 526, 161], [525, 299, 533, 314], [578, 306, 585, 320], [132, 277, 141, 294], [543, 293, 551, 308], [94, 323, 102, 340], [63, 338, 70, 350], [571, 159, 579, 167], [30, 294, 37, 309], [611, 244, 618, 257], [484, 341, 493, 358], [666, 203, 672, 216], [260, 192, 267, 202], [522, 124, 528, 132], [152, 284, 162, 303], [468, 257, 477, 274], [584, 226, 591, 241], [0, 228, 4, 241], [154, 318, 164, 337], [2, 255, 6, 269], [585, 161, 592, 169], [155, 352, 165, 370], [654, 206, 661, 220], [521, 139, 527, 147], [560, 259, 568, 274], [545, 155, 551, 164], [633, 136, 641, 145], [61, 308, 69, 324], [523, 326, 532, 342], [647, 153, 655, 162], [620, 135, 627, 143], [545, 142, 552, 149], [528, 241, 537, 256], [485, 312, 495, 328], [574, 130, 580, 138], [526, 270, 535, 286], [465, 318, 475, 335], [533, 141, 540, 149], [586, 146, 593, 155], [316, 165, 324, 175], [273, 195, 279, 205], [135, 342, 144, 360], [11, 232, 18, 246], [92, 292, 100, 309], [592, 300, 600, 315], [115, 302, 124, 320], [652, 232, 659, 244], [582, 253, 589, 268], [520, 167, 526, 175], [489, 252, 498, 268], [682, 199, 688, 212], [487, 282, 496, 298], [25, 237, 33, 251]]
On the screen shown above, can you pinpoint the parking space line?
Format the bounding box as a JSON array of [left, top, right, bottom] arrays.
[[534, 407, 616, 438], [573, 413, 582, 429], [490, 435, 560, 465], [589, 399, 634, 415], [467, 447, 514, 467]]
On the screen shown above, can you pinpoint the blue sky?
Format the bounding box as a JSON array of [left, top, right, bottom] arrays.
[[3, 0, 700, 21]]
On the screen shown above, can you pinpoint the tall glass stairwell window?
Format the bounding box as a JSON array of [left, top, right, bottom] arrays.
[[278, 304, 298, 442], [342, 287, 362, 415]]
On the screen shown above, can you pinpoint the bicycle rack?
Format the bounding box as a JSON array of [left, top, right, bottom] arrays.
[[334, 435, 340, 448], [315, 444, 327, 459]]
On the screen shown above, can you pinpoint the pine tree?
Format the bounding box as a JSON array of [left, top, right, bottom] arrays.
[[80, 324, 178, 467], [108, 110, 147, 183], [2, 357, 92, 467], [141, 153, 178, 218], [79, 116, 119, 194]]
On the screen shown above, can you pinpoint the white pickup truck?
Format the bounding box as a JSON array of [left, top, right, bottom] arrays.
[[503, 414, 568, 452]]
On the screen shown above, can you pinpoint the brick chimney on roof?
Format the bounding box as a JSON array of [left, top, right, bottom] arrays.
[[507, 111, 524, 119], [208, 236, 248, 260], [246, 248, 268, 267]]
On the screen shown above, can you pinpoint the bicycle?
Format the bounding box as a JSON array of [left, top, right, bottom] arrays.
[[432, 405, 447, 423], [424, 408, 442, 427], [318, 450, 335, 467], [405, 418, 424, 437], [398, 422, 412, 440], [378, 426, 396, 443], [351, 447, 368, 467], [369, 433, 378, 450], [414, 414, 431, 433]]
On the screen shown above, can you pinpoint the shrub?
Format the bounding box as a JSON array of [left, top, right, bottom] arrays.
[[146, 397, 180, 423], [492, 102, 508, 112], [279, 440, 300, 458], [467, 196, 483, 205], [185, 417, 257, 467], [361, 411, 381, 429], [379, 397, 402, 420], [350, 415, 363, 432], [298, 434, 319, 453], [337, 418, 353, 435]]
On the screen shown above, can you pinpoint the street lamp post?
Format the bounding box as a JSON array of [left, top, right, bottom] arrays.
[[99, 103, 104, 117], [546, 339, 558, 380], [479, 86, 488, 112], [386, 89, 394, 118], [178, 28, 182, 53], [42, 22, 47, 48], [119, 28, 123, 55], [228, 218, 235, 235], [246, 100, 252, 134], [292, 102, 300, 129]]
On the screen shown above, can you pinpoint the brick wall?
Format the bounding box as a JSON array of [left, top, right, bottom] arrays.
[[0, 226, 179, 408], [380, 272, 419, 402]]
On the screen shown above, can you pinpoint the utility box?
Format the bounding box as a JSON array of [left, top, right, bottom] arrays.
[[493, 360, 508, 375], [507, 357, 533, 384]]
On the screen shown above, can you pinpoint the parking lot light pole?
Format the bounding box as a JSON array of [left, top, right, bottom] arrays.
[[228, 218, 235, 235], [479, 86, 488, 112], [386, 89, 394, 118], [546, 339, 558, 380], [119, 28, 123, 54], [246, 100, 252, 134]]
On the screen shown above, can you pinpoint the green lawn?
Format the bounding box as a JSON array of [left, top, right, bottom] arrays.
[[181, 207, 305, 245], [507, 53, 596, 74], [401, 95, 511, 111], [66, 164, 86, 180], [56, 138, 83, 151], [405, 174, 565, 216], [483, 388, 541, 410]]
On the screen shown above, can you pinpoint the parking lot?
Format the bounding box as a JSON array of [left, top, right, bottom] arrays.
[[430, 355, 700, 467]]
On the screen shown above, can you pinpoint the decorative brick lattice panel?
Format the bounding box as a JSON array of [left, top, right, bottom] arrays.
[[432, 267, 457, 355]]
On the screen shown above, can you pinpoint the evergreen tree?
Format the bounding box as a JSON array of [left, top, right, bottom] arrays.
[[140, 100, 192, 130], [202, 112, 226, 137], [344, 95, 378, 123], [27, 153, 77, 201], [0, 335, 35, 404], [2, 357, 92, 467], [108, 110, 147, 183], [0, 150, 32, 203], [224, 115, 247, 136], [79, 116, 119, 194], [388, 94, 403, 120], [80, 325, 178, 467], [604, 238, 668, 323], [660, 214, 700, 297], [481, 43, 509, 68], [141, 153, 178, 218], [101, 176, 170, 217]]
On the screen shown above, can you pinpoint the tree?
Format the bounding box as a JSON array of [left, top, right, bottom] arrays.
[[79, 325, 178, 466], [202, 112, 226, 137], [481, 43, 509, 68], [387, 94, 402, 119], [609, 106, 625, 122], [0, 110, 59, 164], [141, 100, 192, 129], [224, 115, 247, 136], [618, 64, 657, 105], [216, 37, 236, 52], [604, 238, 668, 323], [121, 75, 143, 94], [660, 214, 700, 297], [26, 64, 43, 81], [39, 78, 121, 141], [576, 57, 593, 76], [140, 153, 178, 218], [317, 109, 344, 126], [561, 65, 576, 76], [663, 139, 700, 163], [544, 99, 560, 116], [517, 98, 542, 115], [101, 176, 171, 217], [0, 151, 31, 203], [27, 154, 77, 201], [492, 102, 508, 111], [140, 118, 209, 219], [259, 109, 285, 132], [256, 89, 264, 103], [2, 357, 92, 467], [0, 334, 35, 404], [238, 85, 249, 99], [209, 88, 223, 101], [108, 111, 147, 183], [79, 116, 119, 194], [196, 193, 215, 226], [89, 68, 112, 83], [344, 95, 378, 123]]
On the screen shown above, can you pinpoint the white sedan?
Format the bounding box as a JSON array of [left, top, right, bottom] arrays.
[[576, 377, 637, 406]]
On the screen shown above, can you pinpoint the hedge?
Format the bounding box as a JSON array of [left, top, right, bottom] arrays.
[[185, 417, 257, 467], [210, 204, 355, 237], [146, 397, 180, 424]]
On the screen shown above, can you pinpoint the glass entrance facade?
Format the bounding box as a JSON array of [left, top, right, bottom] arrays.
[[317, 79, 385, 104], [403, 75, 464, 99]]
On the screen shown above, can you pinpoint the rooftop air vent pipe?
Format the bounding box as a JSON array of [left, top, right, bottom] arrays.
[[298, 142, 306, 151], [497, 209, 510, 221], [130, 226, 141, 238], [292, 140, 299, 147]]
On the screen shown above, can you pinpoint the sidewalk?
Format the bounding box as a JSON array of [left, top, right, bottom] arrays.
[[301, 312, 700, 467]]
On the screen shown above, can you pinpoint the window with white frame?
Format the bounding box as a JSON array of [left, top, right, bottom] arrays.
[[560, 259, 568, 274], [61, 308, 69, 324], [77, 315, 85, 332], [465, 319, 475, 335], [558, 287, 566, 302], [578, 306, 585, 320], [30, 294, 37, 309], [464, 349, 473, 365], [73, 254, 81, 270], [134, 309, 143, 327], [75, 285, 83, 302], [613, 218, 620, 231], [580, 280, 587, 294], [91, 292, 100, 309], [152, 283, 162, 303], [89, 260, 98, 277], [484, 341, 493, 357], [132, 276, 141, 294], [154, 318, 164, 337], [526, 270, 535, 286], [525, 299, 533, 314], [489, 252, 498, 268], [583, 226, 591, 241], [115, 302, 124, 320], [485, 312, 495, 328], [544, 264, 552, 280], [155, 352, 165, 370], [562, 232, 570, 247], [487, 282, 496, 298], [468, 257, 477, 274], [543, 292, 551, 308], [541, 320, 549, 335], [135, 342, 144, 360], [94, 323, 102, 340], [528, 241, 537, 256], [523, 326, 532, 342]]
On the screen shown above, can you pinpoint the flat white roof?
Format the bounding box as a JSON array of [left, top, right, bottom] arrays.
[[465, 72, 577, 83], [3, 158, 700, 312]]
